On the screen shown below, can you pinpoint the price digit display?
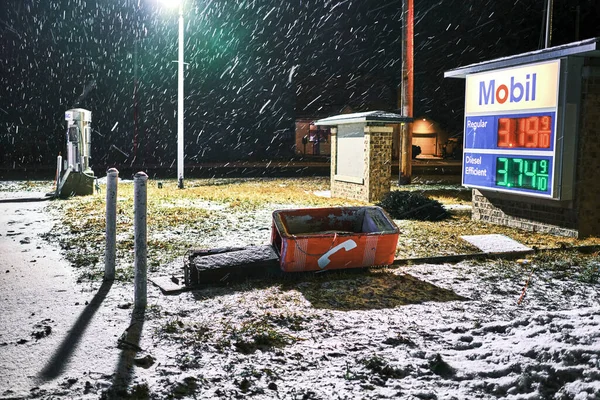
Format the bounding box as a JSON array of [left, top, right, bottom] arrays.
[[464, 111, 557, 197], [495, 157, 550, 192], [496, 115, 552, 149]]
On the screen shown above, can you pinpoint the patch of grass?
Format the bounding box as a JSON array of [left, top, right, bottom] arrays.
[[159, 311, 307, 354], [191, 323, 212, 342], [162, 177, 359, 210], [231, 316, 297, 354], [383, 334, 416, 347], [579, 262, 600, 284], [212, 313, 304, 354], [530, 250, 600, 283], [45, 177, 600, 280], [270, 312, 307, 332], [476, 250, 600, 285], [160, 318, 184, 335], [361, 354, 410, 379], [162, 318, 214, 345], [75, 268, 104, 282], [170, 376, 198, 399], [127, 383, 151, 399], [101, 382, 151, 399], [68, 251, 100, 269], [0, 180, 54, 192], [428, 353, 455, 377]]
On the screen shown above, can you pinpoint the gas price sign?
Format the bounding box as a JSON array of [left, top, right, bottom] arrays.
[[462, 60, 562, 198], [495, 156, 550, 191], [497, 115, 552, 148]]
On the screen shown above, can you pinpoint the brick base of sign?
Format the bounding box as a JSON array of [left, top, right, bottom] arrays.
[[330, 126, 393, 203], [472, 189, 579, 238], [575, 64, 600, 237]]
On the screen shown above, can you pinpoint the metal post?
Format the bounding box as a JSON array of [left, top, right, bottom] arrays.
[[105, 168, 119, 281], [177, 3, 185, 189], [544, 0, 553, 48], [134, 171, 148, 308], [574, 5, 580, 41]]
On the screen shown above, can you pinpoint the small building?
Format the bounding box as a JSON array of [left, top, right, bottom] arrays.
[[411, 117, 448, 157], [294, 119, 332, 156]]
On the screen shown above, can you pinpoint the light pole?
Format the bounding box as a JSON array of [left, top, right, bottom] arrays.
[[177, 1, 184, 188], [160, 0, 185, 189]]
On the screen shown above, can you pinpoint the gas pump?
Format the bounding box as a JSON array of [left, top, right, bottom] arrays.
[[56, 108, 95, 197]]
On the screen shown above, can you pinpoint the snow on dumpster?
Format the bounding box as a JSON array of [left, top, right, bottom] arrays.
[[271, 206, 399, 272]]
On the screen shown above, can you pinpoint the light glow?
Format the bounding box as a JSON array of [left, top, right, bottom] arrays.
[[158, 0, 182, 8]]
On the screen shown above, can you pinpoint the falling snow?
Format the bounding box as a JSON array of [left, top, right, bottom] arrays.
[[1, 0, 598, 169]]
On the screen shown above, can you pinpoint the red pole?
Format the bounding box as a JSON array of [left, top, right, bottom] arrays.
[[407, 0, 413, 123], [400, 0, 414, 184]]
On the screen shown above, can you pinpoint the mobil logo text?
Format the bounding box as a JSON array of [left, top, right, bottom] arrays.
[[465, 61, 559, 113], [478, 73, 537, 106]]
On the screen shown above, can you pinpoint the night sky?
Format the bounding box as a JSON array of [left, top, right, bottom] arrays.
[[1, 0, 599, 169]]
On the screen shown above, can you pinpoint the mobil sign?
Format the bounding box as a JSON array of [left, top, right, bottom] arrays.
[[465, 60, 560, 114]]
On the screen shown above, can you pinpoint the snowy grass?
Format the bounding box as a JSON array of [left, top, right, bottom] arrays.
[[40, 177, 600, 282], [0, 180, 55, 192]]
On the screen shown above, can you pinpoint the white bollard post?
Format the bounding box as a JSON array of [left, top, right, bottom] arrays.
[[134, 171, 148, 308], [55, 155, 62, 188], [104, 168, 119, 281], [55, 155, 62, 197]]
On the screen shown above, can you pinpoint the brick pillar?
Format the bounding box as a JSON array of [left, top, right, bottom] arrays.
[[330, 125, 393, 202], [329, 126, 338, 196], [365, 126, 394, 202]]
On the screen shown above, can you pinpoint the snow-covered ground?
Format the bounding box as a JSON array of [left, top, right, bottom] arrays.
[[0, 187, 599, 399], [136, 261, 599, 400]]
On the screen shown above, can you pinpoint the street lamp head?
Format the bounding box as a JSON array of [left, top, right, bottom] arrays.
[[158, 0, 182, 8]]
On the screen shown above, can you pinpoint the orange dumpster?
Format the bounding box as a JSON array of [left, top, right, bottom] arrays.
[[271, 206, 399, 272]]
